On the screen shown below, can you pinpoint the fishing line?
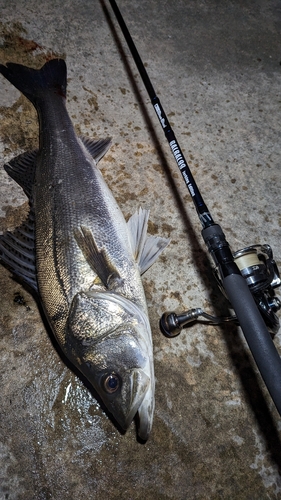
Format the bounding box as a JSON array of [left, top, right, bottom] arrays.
[[108, 0, 281, 417]]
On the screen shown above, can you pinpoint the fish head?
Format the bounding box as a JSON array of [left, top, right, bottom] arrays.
[[66, 291, 155, 440]]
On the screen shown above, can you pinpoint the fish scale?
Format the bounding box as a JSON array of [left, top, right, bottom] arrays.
[[35, 105, 132, 303], [0, 58, 169, 440]]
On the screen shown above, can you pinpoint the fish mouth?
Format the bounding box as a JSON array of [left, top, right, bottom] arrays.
[[136, 392, 154, 441], [114, 368, 153, 440]]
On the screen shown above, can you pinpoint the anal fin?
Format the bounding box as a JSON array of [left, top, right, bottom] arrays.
[[80, 137, 111, 164]]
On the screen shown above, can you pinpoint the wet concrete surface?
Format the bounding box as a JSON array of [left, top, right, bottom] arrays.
[[0, 0, 281, 498]]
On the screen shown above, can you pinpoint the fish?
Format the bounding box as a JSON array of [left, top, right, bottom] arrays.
[[0, 58, 169, 440]]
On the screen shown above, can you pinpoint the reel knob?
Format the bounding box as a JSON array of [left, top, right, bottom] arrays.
[[160, 310, 201, 337]]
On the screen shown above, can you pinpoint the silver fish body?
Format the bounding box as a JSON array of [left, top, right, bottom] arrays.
[[0, 59, 169, 440]]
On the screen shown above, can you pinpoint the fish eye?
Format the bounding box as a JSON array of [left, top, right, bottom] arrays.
[[102, 373, 121, 394]]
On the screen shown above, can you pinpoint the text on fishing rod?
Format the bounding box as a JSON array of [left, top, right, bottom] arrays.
[[169, 140, 195, 197], [154, 103, 166, 128]]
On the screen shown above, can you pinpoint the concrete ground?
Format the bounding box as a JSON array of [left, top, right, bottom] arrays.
[[0, 0, 281, 498]]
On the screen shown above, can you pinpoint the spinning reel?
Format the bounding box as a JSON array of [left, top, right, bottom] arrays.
[[160, 243, 281, 337]]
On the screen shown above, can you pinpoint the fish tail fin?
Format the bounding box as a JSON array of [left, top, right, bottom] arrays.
[[0, 58, 67, 106]]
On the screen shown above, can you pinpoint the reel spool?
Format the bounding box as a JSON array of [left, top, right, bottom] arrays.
[[233, 244, 280, 292], [161, 244, 281, 337], [233, 245, 281, 334]]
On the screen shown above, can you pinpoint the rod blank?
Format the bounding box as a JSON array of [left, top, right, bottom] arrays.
[[108, 0, 214, 228]]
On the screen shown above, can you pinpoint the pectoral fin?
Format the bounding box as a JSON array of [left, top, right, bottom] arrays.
[[127, 207, 170, 274], [74, 226, 123, 289]]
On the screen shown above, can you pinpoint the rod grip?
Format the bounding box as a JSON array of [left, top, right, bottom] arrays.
[[223, 273, 281, 414]]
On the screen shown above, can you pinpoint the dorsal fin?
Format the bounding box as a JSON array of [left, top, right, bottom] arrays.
[[0, 208, 37, 292], [80, 137, 111, 163], [4, 150, 38, 199], [127, 207, 170, 274]]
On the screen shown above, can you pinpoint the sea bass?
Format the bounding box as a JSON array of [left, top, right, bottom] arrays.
[[0, 59, 169, 440]]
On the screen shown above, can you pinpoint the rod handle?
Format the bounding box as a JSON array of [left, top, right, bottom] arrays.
[[223, 273, 281, 415]]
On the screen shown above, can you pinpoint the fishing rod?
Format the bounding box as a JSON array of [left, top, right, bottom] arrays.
[[108, 0, 281, 416]]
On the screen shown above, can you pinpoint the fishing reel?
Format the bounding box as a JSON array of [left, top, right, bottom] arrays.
[[160, 244, 281, 337]]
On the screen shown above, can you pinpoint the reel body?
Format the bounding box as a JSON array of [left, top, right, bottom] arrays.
[[232, 244, 280, 334], [161, 244, 281, 337]]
